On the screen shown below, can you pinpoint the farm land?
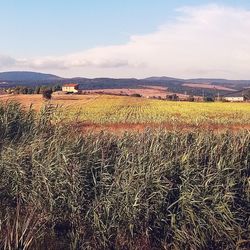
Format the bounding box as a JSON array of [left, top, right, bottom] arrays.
[[1, 93, 250, 132], [0, 93, 250, 249]]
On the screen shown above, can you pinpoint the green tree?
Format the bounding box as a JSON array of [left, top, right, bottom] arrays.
[[42, 89, 52, 100], [244, 89, 250, 100], [188, 95, 195, 102], [52, 84, 62, 92], [35, 86, 41, 94]]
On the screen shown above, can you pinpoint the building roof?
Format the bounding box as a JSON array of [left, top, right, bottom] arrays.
[[63, 83, 79, 87]]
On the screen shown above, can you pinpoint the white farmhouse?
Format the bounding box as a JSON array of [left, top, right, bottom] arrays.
[[224, 96, 245, 102], [62, 83, 79, 93], [223, 91, 245, 102]]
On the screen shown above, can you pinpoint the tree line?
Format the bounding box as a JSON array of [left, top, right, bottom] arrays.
[[3, 85, 62, 95]]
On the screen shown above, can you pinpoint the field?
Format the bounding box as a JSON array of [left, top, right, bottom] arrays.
[[84, 85, 171, 98], [1, 94, 250, 132], [0, 101, 249, 249]]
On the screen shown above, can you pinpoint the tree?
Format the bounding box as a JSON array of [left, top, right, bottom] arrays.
[[187, 95, 195, 102], [42, 89, 52, 100], [27, 88, 34, 94], [244, 89, 250, 100], [203, 96, 214, 102], [35, 86, 41, 94], [21, 87, 28, 94], [52, 84, 62, 92], [166, 94, 179, 101]]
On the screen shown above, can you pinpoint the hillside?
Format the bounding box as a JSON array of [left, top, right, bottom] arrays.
[[0, 71, 61, 81], [1, 71, 250, 97]]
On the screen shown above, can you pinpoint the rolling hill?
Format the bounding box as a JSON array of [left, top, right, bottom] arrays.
[[0, 71, 61, 81], [0, 71, 250, 97]]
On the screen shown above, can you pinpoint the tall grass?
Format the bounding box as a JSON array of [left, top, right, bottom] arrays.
[[0, 102, 249, 249]]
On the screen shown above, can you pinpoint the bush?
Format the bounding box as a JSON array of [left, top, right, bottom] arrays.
[[166, 94, 179, 101], [204, 96, 215, 102], [187, 95, 195, 102], [130, 93, 142, 97], [42, 89, 52, 100]]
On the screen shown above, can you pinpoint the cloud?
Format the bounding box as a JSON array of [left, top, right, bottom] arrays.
[[27, 54, 130, 69], [2, 4, 250, 79], [0, 55, 17, 68]]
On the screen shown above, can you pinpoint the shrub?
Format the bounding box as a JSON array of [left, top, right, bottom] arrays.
[[187, 95, 195, 102], [204, 96, 215, 102], [166, 94, 179, 101], [42, 89, 52, 100], [130, 93, 142, 97]]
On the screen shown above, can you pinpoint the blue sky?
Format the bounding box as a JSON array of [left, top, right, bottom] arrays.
[[1, 1, 250, 78], [1, 0, 249, 56]]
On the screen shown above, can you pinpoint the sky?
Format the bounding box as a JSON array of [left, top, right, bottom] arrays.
[[1, 0, 250, 79]]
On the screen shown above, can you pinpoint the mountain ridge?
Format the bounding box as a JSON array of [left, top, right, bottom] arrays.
[[1, 71, 250, 97], [2, 71, 250, 82], [0, 71, 62, 81]]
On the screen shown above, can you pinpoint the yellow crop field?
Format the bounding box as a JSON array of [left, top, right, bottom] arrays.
[[69, 95, 250, 125], [1, 94, 250, 130]]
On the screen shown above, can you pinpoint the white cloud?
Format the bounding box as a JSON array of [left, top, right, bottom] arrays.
[[0, 55, 17, 68], [2, 4, 250, 79]]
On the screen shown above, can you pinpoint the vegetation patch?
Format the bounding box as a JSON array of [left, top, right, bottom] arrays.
[[0, 102, 249, 249]]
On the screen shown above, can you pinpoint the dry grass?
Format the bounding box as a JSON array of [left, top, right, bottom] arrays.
[[0, 94, 99, 111]]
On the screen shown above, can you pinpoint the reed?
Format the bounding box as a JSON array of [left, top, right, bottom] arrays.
[[0, 102, 249, 249]]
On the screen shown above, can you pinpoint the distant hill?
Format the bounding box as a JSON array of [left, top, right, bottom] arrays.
[[144, 76, 182, 82], [0, 71, 62, 81], [185, 78, 250, 85], [0, 71, 250, 97]]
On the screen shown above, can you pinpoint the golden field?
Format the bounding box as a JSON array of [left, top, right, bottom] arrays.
[[1, 94, 250, 131]]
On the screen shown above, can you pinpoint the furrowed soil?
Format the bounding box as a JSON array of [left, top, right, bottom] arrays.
[[1, 94, 250, 133]]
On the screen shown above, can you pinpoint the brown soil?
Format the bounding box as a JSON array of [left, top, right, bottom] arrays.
[[0, 94, 99, 111], [72, 122, 250, 134], [83, 88, 170, 98]]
